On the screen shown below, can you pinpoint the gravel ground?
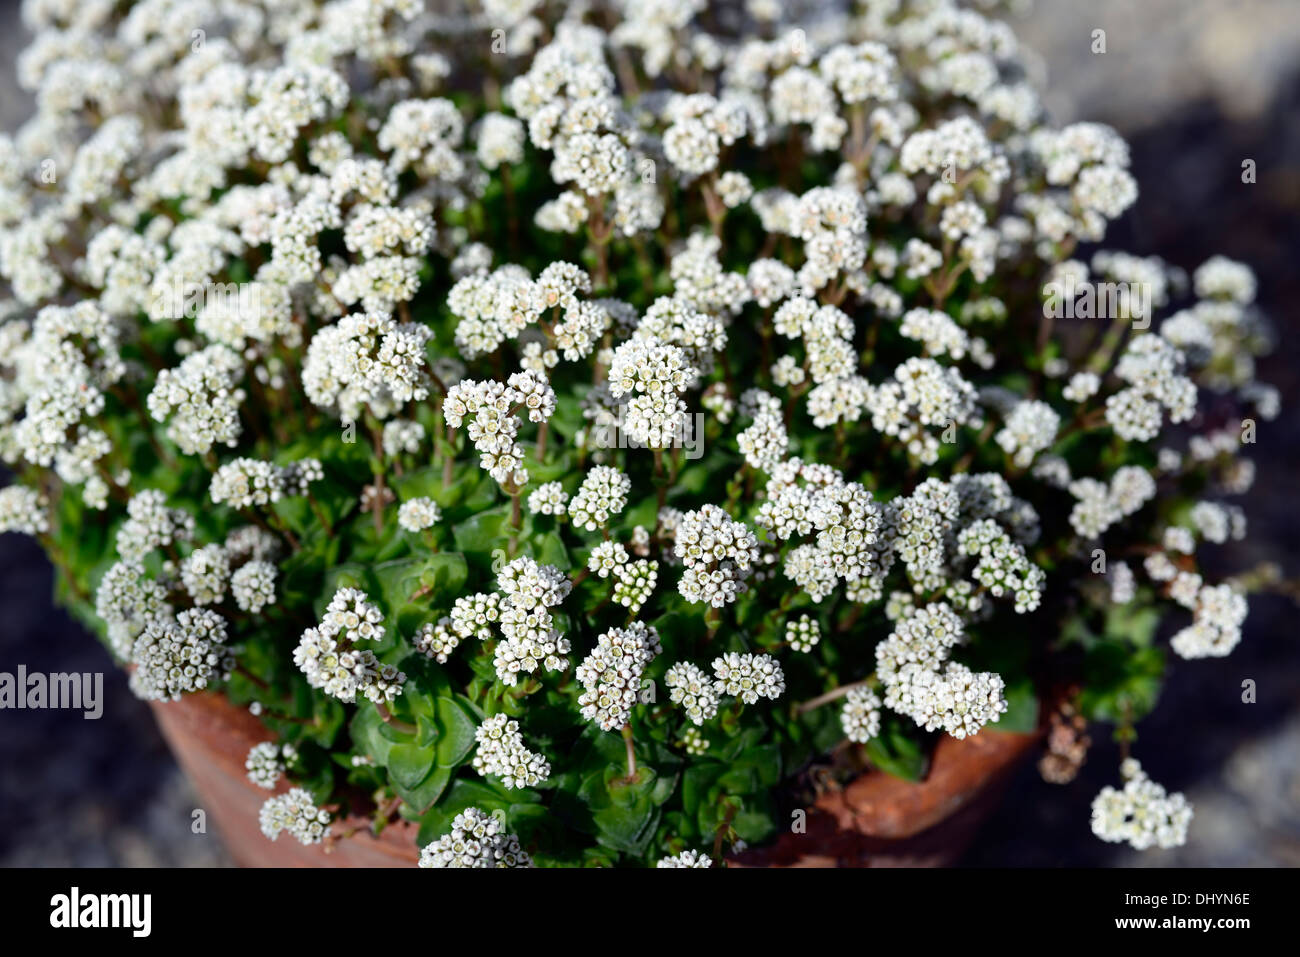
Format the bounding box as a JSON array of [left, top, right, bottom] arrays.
[[0, 535, 233, 866], [966, 0, 1300, 867], [0, 0, 1297, 867]]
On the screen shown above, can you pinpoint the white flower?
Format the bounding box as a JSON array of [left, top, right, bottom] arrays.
[[419, 807, 531, 868], [0, 485, 49, 536], [607, 338, 696, 448], [293, 588, 405, 704], [129, 609, 230, 702], [577, 622, 662, 731], [1193, 255, 1256, 305], [711, 652, 785, 705], [180, 544, 230, 606], [527, 481, 569, 515], [841, 686, 881, 743], [476, 112, 525, 169], [246, 741, 294, 790], [116, 490, 194, 563], [785, 615, 821, 653], [1063, 372, 1100, 403], [674, 504, 760, 607], [587, 540, 629, 578], [1091, 760, 1192, 850], [398, 497, 442, 532], [657, 849, 712, 868], [259, 788, 332, 845], [570, 465, 631, 531], [995, 400, 1060, 468], [147, 345, 246, 455], [231, 560, 277, 613], [612, 560, 658, 613], [473, 712, 551, 789], [1170, 584, 1248, 659], [665, 661, 720, 725], [383, 419, 426, 457], [210, 459, 284, 510]]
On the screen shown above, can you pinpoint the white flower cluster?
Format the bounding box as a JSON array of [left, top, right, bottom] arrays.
[[1105, 336, 1196, 442], [383, 419, 426, 457], [449, 592, 502, 642], [413, 617, 459, 665], [146, 345, 247, 455], [444, 371, 556, 487], [657, 849, 712, 868], [785, 615, 821, 653], [899, 307, 971, 359], [293, 587, 406, 704], [738, 398, 790, 473], [473, 713, 551, 789], [180, 543, 230, 606], [673, 504, 760, 607], [259, 788, 332, 846], [755, 460, 884, 602], [995, 400, 1060, 468], [397, 496, 441, 532], [303, 311, 433, 423], [448, 261, 605, 361], [95, 561, 174, 659], [1090, 759, 1192, 851], [5, 303, 123, 492], [875, 603, 1006, 739], [956, 519, 1045, 614], [862, 358, 982, 464], [491, 557, 573, 686], [586, 539, 658, 613], [577, 622, 662, 731], [569, 465, 631, 531], [841, 686, 882, 744], [1170, 583, 1248, 659], [1067, 465, 1157, 538], [418, 807, 531, 868], [587, 540, 628, 578], [665, 661, 720, 726], [128, 608, 231, 702], [0, 485, 50, 536], [611, 559, 659, 614], [208, 456, 324, 510], [711, 653, 785, 705], [245, 741, 296, 790], [115, 489, 194, 562], [607, 337, 697, 448], [527, 481, 569, 515]]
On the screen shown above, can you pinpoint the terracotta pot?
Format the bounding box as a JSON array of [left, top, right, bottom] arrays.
[[150, 691, 1039, 867], [149, 692, 422, 866], [727, 728, 1041, 867]]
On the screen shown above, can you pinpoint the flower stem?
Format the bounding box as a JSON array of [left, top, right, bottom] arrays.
[[375, 702, 416, 734], [368, 419, 387, 537], [233, 663, 269, 690], [306, 491, 333, 537], [795, 678, 873, 715], [621, 722, 637, 781]]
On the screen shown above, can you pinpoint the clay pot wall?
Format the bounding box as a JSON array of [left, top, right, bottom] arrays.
[[150, 692, 1039, 867]]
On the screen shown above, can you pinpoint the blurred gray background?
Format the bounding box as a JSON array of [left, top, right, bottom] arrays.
[[1, 0, 1297, 866]]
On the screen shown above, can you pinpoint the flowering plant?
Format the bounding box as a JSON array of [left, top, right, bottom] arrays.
[[0, 0, 1280, 866]]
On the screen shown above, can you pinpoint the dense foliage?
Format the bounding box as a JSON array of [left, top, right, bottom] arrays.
[[0, 0, 1279, 865]]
